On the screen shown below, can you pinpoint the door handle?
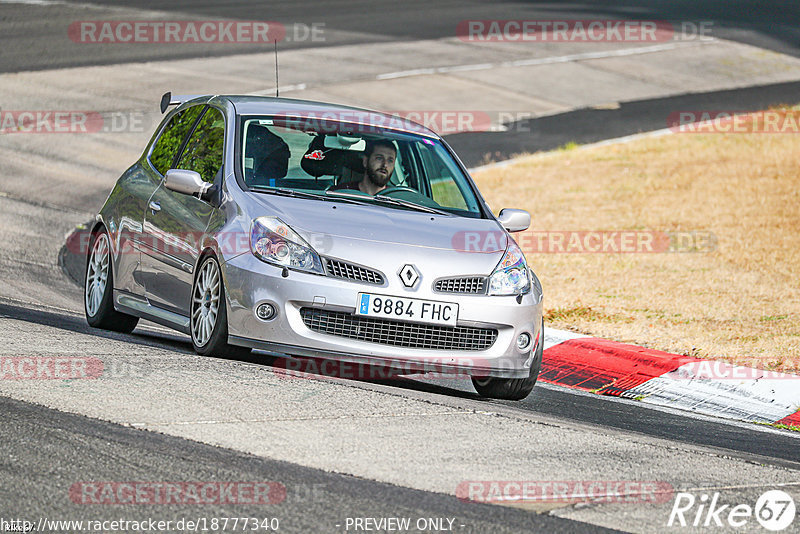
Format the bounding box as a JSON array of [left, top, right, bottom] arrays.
[[149, 201, 161, 213]]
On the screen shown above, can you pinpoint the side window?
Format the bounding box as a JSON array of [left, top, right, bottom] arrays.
[[176, 108, 225, 184], [431, 175, 469, 210], [418, 143, 469, 210], [149, 106, 203, 175]]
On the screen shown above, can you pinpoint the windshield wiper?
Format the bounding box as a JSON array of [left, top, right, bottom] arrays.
[[249, 186, 320, 200], [373, 194, 450, 215], [324, 190, 371, 201], [250, 186, 362, 204], [325, 189, 450, 215]]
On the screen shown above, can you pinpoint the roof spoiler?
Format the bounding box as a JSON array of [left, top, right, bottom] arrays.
[[159, 92, 205, 113]]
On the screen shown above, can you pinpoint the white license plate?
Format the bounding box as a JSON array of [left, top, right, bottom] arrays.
[[356, 293, 458, 326]]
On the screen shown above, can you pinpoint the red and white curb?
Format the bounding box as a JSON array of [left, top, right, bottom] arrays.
[[542, 328, 800, 429]]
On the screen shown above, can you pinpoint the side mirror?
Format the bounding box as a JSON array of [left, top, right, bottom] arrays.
[[497, 208, 531, 232], [165, 169, 210, 197]]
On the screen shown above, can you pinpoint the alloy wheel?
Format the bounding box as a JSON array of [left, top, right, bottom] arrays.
[[85, 233, 110, 317], [192, 258, 221, 347]]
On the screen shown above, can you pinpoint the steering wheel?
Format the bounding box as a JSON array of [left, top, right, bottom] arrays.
[[378, 186, 417, 196]]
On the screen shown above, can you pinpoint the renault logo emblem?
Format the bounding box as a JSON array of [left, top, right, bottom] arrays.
[[398, 264, 420, 288]]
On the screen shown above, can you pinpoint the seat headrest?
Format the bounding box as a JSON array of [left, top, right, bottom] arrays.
[[301, 134, 364, 177]]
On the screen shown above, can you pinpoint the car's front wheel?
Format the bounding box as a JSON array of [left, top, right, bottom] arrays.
[[191, 254, 251, 358], [84, 229, 139, 333], [471, 321, 543, 400]]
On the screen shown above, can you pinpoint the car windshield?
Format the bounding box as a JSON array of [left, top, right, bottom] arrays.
[[238, 115, 484, 218]]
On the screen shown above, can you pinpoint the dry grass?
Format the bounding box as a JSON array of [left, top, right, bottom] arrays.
[[473, 128, 800, 373]]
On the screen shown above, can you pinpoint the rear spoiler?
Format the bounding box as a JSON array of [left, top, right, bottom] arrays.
[[159, 92, 206, 113]]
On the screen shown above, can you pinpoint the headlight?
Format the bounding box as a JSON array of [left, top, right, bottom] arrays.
[[250, 217, 324, 275], [488, 240, 531, 296]]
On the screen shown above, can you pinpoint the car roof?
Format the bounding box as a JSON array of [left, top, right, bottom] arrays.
[[204, 95, 441, 139]]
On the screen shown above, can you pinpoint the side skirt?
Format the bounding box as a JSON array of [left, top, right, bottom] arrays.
[[114, 290, 191, 335]]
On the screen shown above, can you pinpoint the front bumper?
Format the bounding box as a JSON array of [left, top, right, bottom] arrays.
[[222, 253, 543, 379]]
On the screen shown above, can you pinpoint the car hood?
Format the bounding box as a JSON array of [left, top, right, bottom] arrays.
[[247, 193, 508, 252]]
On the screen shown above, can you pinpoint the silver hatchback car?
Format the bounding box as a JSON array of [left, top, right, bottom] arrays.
[[84, 94, 544, 400]]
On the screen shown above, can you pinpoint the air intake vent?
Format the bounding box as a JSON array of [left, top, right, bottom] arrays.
[[300, 308, 497, 351], [323, 258, 384, 285], [434, 276, 487, 294]]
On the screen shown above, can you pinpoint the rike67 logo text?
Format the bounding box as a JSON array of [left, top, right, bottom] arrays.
[[668, 490, 795, 531]]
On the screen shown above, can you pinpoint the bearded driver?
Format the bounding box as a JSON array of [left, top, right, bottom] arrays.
[[330, 139, 396, 195]]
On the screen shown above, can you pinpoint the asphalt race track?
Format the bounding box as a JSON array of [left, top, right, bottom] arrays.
[[1, 2, 800, 533], [3, 0, 799, 72], [3, 395, 604, 533]]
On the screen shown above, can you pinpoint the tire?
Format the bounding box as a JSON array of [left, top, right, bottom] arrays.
[[472, 320, 543, 400], [84, 229, 139, 333], [190, 254, 251, 358]]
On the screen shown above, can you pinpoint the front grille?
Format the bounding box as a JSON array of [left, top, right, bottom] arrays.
[[300, 308, 497, 351], [323, 258, 384, 285], [434, 276, 487, 294]]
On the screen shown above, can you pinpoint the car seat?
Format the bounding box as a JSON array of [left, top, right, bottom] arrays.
[[300, 134, 364, 186], [244, 124, 290, 187]]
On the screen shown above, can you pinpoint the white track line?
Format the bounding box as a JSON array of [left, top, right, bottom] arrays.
[[377, 41, 715, 81]]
